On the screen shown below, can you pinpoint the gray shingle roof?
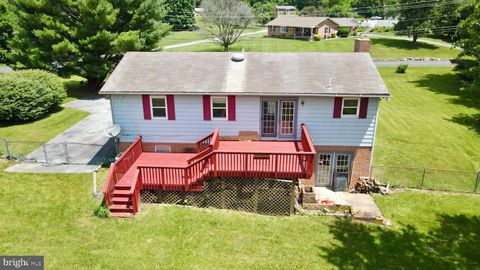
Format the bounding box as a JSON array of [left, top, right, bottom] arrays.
[[330, 18, 360, 27], [266, 16, 329, 28], [99, 52, 390, 97]]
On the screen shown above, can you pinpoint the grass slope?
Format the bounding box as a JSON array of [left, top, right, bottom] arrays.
[[375, 67, 480, 171], [0, 108, 89, 156], [0, 159, 478, 269], [374, 67, 480, 191], [167, 36, 459, 59]]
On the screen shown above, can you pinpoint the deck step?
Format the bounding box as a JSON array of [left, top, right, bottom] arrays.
[[112, 197, 131, 204], [109, 204, 133, 213], [113, 189, 131, 197], [110, 212, 134, 218], [114, 185, 132, 190]]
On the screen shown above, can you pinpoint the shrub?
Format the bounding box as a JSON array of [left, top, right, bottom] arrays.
[[93, 204, 110, 218], [337, 27, 350, 37], [0, 70, 66, 122], [330, 32, 336, 38], [313, 34, 322, 41], [352, 31, 357, 36], [396, 63, 409, 73]]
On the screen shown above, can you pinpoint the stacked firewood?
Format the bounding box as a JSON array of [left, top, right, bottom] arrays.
[[351, 177, 390, 194]]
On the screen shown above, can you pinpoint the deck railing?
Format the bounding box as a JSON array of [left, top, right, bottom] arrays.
[[188, 128, 219, 164], [136, 125, 316, 190], [103, 137, 143, 206]]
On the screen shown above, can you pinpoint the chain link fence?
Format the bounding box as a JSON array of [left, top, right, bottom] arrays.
[[371, 165, 480, 193], [1, 138, 115, 165]]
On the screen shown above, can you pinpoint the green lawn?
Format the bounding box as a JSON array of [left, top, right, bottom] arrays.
[[0, 107, 89, 156], [156, 25, 266, 48], [167, 36, 459, 59], [0, 159, 478, 269], [373, 66, 480, 191]]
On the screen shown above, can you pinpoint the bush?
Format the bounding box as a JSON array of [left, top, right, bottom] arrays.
[[93, 204, 110, 218], [337, 27, 350, 38], [396, 63, 409, 73], [330, 32, 336, 38], [0, 70, 66, 122], [313, 34, 322, 41]]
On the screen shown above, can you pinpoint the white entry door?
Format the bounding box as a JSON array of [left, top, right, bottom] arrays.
[[316, 153, 352, 188]]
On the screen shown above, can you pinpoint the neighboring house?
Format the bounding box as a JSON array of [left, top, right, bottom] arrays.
[[360, 19, 398, 29], [0, 66, 14, 72], [275, 5, 296, 16], [266, 16, 360, 39], [99, 40, 389, 216]]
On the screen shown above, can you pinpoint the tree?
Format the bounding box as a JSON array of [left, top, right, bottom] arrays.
[[200, 0, 255, 52], [9, 0, 170, 89], [300, 5, 326, 16], [164, 0, 195, 30], [253, 1, 276, 25], [0, 1, 15, 64], [453, 0, 480, 92], [430, 0, 462, 40], [394, 0, 435, 43]]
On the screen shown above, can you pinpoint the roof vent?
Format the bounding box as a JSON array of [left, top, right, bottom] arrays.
[[231, 53, 245, 62]]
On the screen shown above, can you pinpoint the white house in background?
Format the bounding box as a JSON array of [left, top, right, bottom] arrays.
[[99, 43, 389, 191]]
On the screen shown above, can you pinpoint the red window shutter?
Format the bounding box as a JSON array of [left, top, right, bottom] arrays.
[[166, 95, 175, 120], [203, 95, 211, 120], [359, 97, 369, 119], [228, 95, 236, 121], [142, 95, 151, 120], [333, 97, 343, 118]]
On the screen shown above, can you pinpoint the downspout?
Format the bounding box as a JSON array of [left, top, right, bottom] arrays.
[[369, 97, 381, 179]]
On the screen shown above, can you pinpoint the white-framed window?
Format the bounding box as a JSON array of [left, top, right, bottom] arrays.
[[151, 96, 167, 119], [341, 98, 359, 117], [211, 96, 227, 119], [324, 27, 330, 34], [271, 26, 276, 32], [280, 26, 287, 33]]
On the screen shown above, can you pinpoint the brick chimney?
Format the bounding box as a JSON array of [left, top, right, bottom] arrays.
[[354, 38, 371, 53]]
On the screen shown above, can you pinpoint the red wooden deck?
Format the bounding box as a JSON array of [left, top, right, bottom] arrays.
[[103, 125, 316, 217]]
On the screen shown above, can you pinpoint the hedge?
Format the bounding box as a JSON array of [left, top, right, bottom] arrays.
[[0, 69, 66, 122]]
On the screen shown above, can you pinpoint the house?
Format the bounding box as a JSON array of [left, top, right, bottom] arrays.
[[99, 40, 389, 216], [275, 5, 296, 16], [266, 16, 360, 39]]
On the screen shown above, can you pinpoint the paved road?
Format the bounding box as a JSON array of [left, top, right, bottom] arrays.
[[365, 33, 462, 50], [374, 60, 455, 67], [6, 98, 114, 173], [158, 29, 267, 50]]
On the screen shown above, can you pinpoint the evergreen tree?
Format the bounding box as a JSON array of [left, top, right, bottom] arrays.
[[9, 0, 170, 88], [164, 0, 195, 30], [0, 1, 15, 63]]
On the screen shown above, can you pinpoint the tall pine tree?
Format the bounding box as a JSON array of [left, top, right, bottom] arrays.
[[9, 0, 170, 88], [164, 0, 195, 30]]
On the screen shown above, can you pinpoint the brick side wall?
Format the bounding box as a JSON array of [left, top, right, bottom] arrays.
[[302, 145, 372, 188]]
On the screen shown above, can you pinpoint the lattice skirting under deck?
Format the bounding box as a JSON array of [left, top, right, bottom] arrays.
[[140, 177, 296, 216]]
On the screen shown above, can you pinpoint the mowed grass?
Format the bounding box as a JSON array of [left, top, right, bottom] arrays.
[[375, 66, 480, 170], [373, 67, 480, 191], [167, 36, 459, 59], [0, 158, 478, 269], [0, 107, 89, 156]]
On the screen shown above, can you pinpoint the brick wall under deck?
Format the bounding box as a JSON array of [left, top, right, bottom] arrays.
[[301, 146, 372, 189]]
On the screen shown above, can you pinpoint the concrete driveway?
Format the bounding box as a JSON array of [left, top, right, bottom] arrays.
[[6, 97, 114, 173]]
